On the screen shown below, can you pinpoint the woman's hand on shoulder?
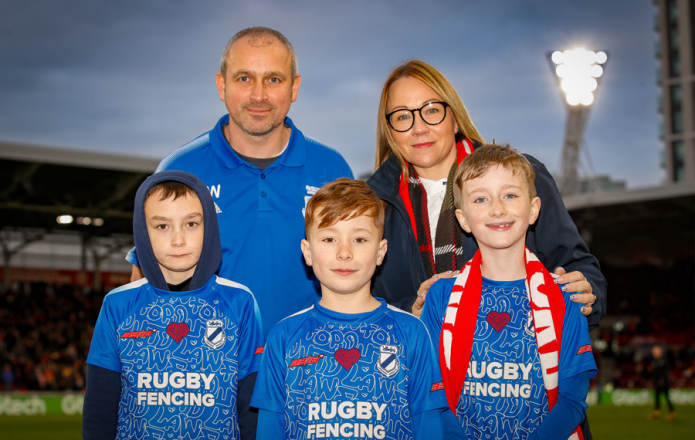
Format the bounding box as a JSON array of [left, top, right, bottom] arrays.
[[412, 272, 456, 318], [553, 267, 596, 316]]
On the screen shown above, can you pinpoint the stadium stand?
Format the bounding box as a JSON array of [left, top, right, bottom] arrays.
[[0, 142, 693, 392]]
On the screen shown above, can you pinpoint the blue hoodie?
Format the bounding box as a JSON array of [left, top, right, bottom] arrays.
[[132, 170, 222, 291], [84, 171, 264, 440]]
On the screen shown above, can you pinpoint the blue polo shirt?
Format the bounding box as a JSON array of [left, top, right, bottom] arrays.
[[127, 115, 353, 335]]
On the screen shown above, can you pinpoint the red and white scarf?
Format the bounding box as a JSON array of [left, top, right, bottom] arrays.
[[439, 247, 582, 440]]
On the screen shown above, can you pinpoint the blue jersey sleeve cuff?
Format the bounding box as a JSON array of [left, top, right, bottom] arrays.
[[86, 355, 121, 374]]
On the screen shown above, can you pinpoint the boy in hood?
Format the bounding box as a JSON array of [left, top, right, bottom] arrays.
[[83, 171, 264, 440]]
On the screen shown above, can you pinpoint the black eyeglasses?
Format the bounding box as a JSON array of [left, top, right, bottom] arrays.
[[386, 101, 449, 132]]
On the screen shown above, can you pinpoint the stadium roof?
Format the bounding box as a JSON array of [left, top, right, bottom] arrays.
[[564, 182, 695, 267], [0, 141, 159, 238]]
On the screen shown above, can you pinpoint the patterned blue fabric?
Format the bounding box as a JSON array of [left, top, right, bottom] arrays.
[[87, 276, 264, 439], [421, 277, 597, 440], [127, 115, 353, 336], [251, 298, 448, 440]]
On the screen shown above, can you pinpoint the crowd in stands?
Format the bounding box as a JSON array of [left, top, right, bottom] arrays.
[[0, 282, 105, 391], [0, 270, 693, 392]]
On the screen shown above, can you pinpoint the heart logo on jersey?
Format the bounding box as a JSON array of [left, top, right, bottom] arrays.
[[335, 348, 361, 370], [486, 312, 511, 332], [167, 322, 190, 343]]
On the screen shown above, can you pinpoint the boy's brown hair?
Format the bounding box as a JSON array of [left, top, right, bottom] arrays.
[[305, 178, 385, 236], [146, 181, 198, 202], [453, 144, 536, 210]]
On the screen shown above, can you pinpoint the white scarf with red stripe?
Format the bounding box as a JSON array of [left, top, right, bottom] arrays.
[[439, 247, 582, 440]]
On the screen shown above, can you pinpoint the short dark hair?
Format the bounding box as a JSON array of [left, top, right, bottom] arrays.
[[220, 27, 297, 79], [146, 181, 197, 202], [453, 144, 536, 210], [305, 178, 385, 236]]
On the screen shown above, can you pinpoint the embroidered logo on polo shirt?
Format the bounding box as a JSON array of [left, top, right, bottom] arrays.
[[302, 185, 321, 217]]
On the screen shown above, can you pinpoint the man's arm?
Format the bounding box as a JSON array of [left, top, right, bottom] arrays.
[[525, 155, 607, 330]]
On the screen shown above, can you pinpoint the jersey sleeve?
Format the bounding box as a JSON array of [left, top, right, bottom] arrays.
[[558, 292, 598, 380], [250, 326, 288, 414], [236, 290, 265, 379], [420, 278, 454, 355], [405, 319, 449, 415], [86, 297, 123, 373]]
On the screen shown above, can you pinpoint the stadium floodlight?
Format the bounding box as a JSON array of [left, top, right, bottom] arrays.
[[548, 48, 608, 196], [93, 218, 104, 226], [56, 215, 73, 224], [550, 48, 607, 107]]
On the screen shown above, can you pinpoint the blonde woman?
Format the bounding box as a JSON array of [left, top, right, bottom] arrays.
[[367, 60, 604, 324]]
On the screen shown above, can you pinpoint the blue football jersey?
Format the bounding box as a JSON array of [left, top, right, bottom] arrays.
[[87, 276, 264, 440], [251, 298, 448, 440], [127, 115, 354, 337], [421, 277, 597, 440]]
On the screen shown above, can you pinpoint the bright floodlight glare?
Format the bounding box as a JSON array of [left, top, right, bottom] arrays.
[[591, 65, 603, 78], [580, 92, 594, 105], [93, 218, 104, 226], [595, 51, 607, 64], [57, 215, 73, 224], [566, 93, 581, 106], [553, 48, 606, 106], [551, 51, 564, 64], [83, 217, 92, 225]]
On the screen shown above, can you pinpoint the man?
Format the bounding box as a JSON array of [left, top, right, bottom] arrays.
[[128, 27, 353, 336]]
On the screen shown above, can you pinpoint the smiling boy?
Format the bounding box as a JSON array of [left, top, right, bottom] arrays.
[[251, 178, 448, 440], [421, 145, 597, 440], [83, 171, 264, 440]]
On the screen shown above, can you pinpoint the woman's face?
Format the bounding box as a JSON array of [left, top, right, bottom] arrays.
[[386, 76, 458, 180]]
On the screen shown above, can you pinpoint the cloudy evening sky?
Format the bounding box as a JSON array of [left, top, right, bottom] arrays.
[[0, 0, 661, 187]]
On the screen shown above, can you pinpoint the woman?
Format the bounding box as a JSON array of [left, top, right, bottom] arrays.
[[367, 60, 605, 328]]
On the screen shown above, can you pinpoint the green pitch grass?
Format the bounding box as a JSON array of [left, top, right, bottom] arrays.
[[0, 414, 82, 440], [586, 405, 694, 439], [0, 406, 693, 439]]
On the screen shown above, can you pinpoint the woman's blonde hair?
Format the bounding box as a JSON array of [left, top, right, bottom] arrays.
[[375, 60, 485, 176]]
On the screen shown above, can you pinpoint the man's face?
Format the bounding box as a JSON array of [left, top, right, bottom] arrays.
[[144, 192, 204, 285], [215, 36, 300, 137], [455, 164, 540, 255], [301, 211, 387, 298]]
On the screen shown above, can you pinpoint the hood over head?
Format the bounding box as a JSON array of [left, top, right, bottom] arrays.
[[133, 170, 222, 291]]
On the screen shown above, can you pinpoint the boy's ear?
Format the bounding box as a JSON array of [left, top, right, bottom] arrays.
[[528, 197, 541, 225], [376, 239, 388, 266], [455, 208, 472, 233], [300, 239, 312, 266]]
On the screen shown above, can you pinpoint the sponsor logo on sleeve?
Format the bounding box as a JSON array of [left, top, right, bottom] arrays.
[[430, 382, 445, 392], [120, 330, 156, 339], [376, 345, 399, 378], [255, 346, 264, 355], [576, 345, 593, 355], [203, 319, 225, 349], [288, 354, 324, 368]]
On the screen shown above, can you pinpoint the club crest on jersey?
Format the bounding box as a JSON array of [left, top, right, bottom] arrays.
[[203, 319, 226, 349], [524, 310, 535, 337], [377, 345, 399, 378]]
